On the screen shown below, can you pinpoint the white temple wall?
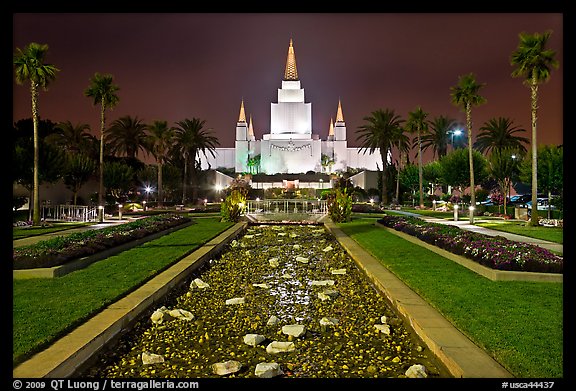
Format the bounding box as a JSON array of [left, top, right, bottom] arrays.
[[199, 148, 235, 170], [270, 102, 312, 134], [346, 148, 381, 170]]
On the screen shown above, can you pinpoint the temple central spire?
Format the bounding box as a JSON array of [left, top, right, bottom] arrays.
[[283, 39, 299, 80]]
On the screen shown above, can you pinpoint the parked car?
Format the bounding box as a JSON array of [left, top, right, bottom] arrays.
[[509, 194, 531, 205], [525, 198, 556, 211]]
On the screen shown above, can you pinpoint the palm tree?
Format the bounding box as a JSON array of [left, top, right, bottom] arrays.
[[450, 73, 486, 223], [405, 107, 429, 208], [46, 120, 95, 156], [146, 120, 176, 207], [106, 115, 148, 159], [392, 126, 411, 204], [84, 72, 120, 221], [174, 118, 219, 205], [487, 147, 522, 214], [475, 117, 529, 155], [422, 115, 458, 159], [356, 109, 405, 205], [13, 42, 59, 225], [511, 30, 559, 226]]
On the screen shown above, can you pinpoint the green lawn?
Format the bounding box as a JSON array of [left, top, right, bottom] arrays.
[[475, 220, 563, 244], [12, 217, 233, 366], [337, 217, 563, 378]]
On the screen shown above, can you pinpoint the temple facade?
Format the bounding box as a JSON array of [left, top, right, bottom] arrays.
[[199, 39, 380, 176]]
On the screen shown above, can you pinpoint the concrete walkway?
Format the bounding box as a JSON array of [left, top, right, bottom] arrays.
[[384, 210, 563, 255]]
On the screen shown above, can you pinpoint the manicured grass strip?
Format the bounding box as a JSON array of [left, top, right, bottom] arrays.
[[476, 221, 563, 244], [13, 223, 93, 240], [12, 218, 233, 366], [337, 218, 563, 378]]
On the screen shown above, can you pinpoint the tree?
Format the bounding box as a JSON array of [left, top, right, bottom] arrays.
[[84, 72, 120, 221], [146, 120, 176, 207], [106, 115, 149, 159], [392, 126, 411, 204], [487, 147, 522, 213], [422, 115, 458, 159], [438, 148, 488, 205], [519, 145, 562, 219], [103, 161, 134, 203], [356, 109, 404, 205], [398, 163, 420, 207], [174, 118, 219, 205], [405, 107, 429, 208], [450, 73, 486, 222], [63, 154, 97, 206], [13, 42, 59, 225], [511, 30, 559, 226], [475, 117, 529, 154], [46, 121, 95, 156]]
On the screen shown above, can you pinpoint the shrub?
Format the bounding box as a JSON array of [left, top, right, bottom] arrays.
[[220, 189, 247, 222], [327, 188, 352, 223]]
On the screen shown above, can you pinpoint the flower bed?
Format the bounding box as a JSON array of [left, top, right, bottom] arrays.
[[13, 214, 192, 270], [377, 215, 563, 274]]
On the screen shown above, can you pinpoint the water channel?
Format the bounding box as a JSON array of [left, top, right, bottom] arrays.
[[84, 223, 451, 378]]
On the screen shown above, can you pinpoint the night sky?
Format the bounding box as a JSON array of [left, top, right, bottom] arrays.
[[12, 13, 564, 163]]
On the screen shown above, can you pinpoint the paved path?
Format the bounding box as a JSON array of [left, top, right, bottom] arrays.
[[384, 210, 563, 255]]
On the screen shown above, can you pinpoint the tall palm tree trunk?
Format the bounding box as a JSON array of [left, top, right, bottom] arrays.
[[31, 82, 41, 225], [157, 162, 163, 207], [380, 149, 388, 205], [182, 156, 188, 205], [418, 131, 424, 208], [466, 103, 476, 223], [530, 74, 539, 226], [98, 100, 105, 222]]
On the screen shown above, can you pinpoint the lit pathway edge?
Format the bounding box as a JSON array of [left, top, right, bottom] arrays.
[[324, 221, 513, 379], [12, 222, 248, 379]]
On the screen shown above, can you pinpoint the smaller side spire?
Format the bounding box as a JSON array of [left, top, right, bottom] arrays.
[[329, 118, 334, 136], [248, 114, 255, 138], [238, 99, 247, 123], [336, 99, 344, 123]]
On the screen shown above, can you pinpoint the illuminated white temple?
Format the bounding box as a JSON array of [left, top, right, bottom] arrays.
[[200, 39, 380, 176]]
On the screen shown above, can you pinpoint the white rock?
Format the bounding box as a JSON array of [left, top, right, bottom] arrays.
[[374, 324, 391, 335], [225, 297, 245, 305], [150, 309, 166, 324], [318, 292, 331, 301], [405, 364, 428, 378], [243, 334, 266, 347], [212, 360, 242, 376], [320, 317, 339, 326], [255, 362, 283, 378], [269, 258, 279, 268], [310, 280, 335, 286], [168, 308, 194, 321], [244, 234, 254, 239], [266, 341, 296, 354], [295, 256, 309, 264], [267, 315, 280, 326], [281, 273, 292, 279], [323, 245, 334, 252], [277, 232, 286, 236], [282, 324, 306, 337], [191, 278, 210, 289], [293, 244, 301, 250], [253, 283, 270, 289], [381, 315, 388, 324], [142, 351, 164, 365], [330, 268, 346, 275]]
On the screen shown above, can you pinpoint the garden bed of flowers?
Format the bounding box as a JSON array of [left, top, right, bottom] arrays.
[[377, 215, 563, 274], [13, 214, 192, 270]]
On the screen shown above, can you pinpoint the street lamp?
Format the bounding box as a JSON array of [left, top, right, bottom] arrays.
[[145, 186, 152, 203], [118, 204, 123, 221], [449, 129, 463, 150]]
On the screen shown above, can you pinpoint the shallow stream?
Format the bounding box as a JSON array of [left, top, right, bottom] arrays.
[[84, 223, 450, 378]]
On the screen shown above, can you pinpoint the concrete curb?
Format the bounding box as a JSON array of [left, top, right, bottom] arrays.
[[324, 221, 513, 378], [12, 222, 247, 378]]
